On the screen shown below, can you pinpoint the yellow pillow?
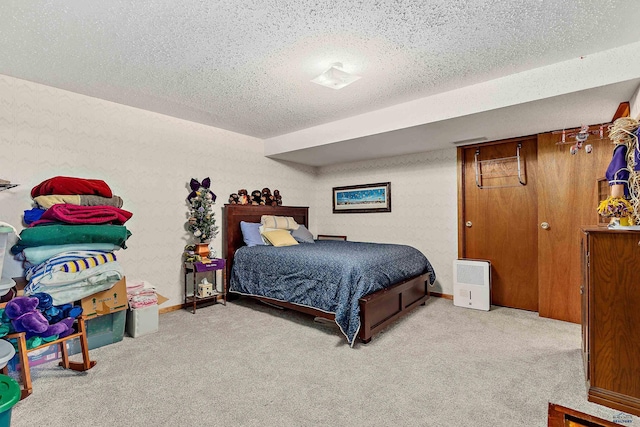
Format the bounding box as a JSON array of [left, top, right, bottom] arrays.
[[258, 225, 278, 245], [261, 215, 299, 230], [261, 229, 299, 247]]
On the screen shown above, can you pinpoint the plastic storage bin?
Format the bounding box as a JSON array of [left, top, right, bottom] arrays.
[[0, 341, 15, 370], [0, 374, 20, 427], [67, 310, 126, 355], [126, 305, 159, 338]]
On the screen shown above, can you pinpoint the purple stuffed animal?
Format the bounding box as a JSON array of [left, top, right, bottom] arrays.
[[5, 296, 75, 340]]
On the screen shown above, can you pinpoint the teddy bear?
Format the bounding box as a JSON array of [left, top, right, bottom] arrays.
[[273, 189, 282, 206], [5, 296, 76, 342], [251, 190, 263, 205], [228, 193, 240, 204], [237, 189, 249, 205], [261, 188, 273, 206]]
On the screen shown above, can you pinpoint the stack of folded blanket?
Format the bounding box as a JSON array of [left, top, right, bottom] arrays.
[[126, 279, 158, 309], [11, 176, 133, 305]]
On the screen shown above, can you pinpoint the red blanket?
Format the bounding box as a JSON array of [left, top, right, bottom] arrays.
[[31, 176, 113, 198], [29, 204, 133, 227]]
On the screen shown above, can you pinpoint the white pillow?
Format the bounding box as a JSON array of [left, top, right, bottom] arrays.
[[260, 215, 299, 230]]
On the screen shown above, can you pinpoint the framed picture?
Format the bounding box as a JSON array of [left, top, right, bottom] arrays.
[[332, 182, 391, 214]]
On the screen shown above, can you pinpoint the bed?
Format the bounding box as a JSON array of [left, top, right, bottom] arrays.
[[222, 204, 435, 345]]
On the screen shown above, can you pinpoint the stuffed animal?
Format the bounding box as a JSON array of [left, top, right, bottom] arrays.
[[32, 292, 82, 323], [273, 189, 282, 206], [183, 244, 203, 263], [0, 309, 10, 338], [251, 190, 263, 205], [261, 188, 273, 206], [228, 193, 240, 204], [238, 189, 249, 205], [5, 296, 76, 343]]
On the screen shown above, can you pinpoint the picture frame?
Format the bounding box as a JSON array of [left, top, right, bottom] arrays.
[[332, 182, 391, 214]]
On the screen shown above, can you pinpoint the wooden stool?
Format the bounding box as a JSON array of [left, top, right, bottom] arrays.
[[1, 316, 96, 400]]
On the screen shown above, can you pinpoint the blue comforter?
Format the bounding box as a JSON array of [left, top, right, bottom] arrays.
[[230, 240, 436, 346]]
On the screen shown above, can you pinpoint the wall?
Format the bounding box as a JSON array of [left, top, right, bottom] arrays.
[[316, 149, 458, 295], [0, 74, 317, 307], [630, 82, 640, 119]]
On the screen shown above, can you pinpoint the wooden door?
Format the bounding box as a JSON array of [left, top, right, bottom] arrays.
[[537, 131, 613, 323], [461, 137, 539, 311]]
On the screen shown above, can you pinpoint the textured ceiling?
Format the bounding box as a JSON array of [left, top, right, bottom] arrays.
[[1, 1, 640, 164]]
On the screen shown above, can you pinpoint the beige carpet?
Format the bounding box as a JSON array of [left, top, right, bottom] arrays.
[[9, 297, 640, 426]]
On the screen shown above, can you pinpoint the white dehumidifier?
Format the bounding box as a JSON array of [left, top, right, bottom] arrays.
[[453, 259, 491, 311]]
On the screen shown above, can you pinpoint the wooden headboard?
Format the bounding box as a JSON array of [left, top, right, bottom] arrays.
[[222, 204, 309, 281]]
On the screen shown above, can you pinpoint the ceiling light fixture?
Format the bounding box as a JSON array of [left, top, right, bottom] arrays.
[[311, 62, 361, 90]]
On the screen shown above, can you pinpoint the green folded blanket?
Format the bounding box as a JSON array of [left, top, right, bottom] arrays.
[[11, 225, 131, 254]]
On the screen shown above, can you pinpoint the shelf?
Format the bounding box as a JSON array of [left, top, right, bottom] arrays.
[[185, 294, 223, 304], [0, 184, 18, 192], [184, 258, 227, 313]]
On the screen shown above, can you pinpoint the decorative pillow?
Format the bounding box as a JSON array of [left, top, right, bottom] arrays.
[[291, 225, 314, 244], [240, 222, 265, 247], [261, 215, 299, 230], [258, 225, 280, 245], [261, 229, 299, 247]]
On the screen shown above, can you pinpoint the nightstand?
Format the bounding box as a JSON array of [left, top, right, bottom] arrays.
[[183, 259, 226, 314]]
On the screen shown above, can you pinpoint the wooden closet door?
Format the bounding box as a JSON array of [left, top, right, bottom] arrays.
[[461, 137, 539, 311], [537, 131, 613, 323]]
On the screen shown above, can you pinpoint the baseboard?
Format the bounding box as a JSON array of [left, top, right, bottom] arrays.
[[430, 292, 453, 300], [159, 304, 183, 314]]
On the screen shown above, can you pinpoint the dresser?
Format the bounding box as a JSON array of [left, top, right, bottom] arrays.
[[581, 228, 640, 416]]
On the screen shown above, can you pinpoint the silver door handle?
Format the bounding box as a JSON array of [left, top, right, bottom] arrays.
[[541, 222, 549, 230], [466, 221, 472, 228]]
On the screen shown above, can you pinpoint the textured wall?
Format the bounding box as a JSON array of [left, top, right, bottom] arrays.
[[0, 73, 458, 306], [0, 74, 317, 306], [316, 149, 458, 295], [631, 83, 640, 119]]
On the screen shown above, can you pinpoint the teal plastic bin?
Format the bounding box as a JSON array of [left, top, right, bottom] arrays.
[[66, 310, 126, 355], [0, 374, 20, 427]]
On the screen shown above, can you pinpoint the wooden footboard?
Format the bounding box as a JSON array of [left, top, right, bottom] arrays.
[[358, 273, 430, 343], [240, 272, 430, 344]]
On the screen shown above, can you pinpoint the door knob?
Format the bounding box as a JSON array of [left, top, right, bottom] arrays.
[[541, 222, 550, 230], [466, 221, 472, 228]]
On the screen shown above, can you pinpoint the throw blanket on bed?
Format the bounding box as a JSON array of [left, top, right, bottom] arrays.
[[31, 176, 113, 198], [29, 204, 133, 227], [230, 240, 436, 346]]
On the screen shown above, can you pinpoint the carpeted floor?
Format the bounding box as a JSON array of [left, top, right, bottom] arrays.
[[9, 297, 640, 426]]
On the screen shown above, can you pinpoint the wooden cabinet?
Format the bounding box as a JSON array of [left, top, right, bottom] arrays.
[[581, 228, 640, 416]]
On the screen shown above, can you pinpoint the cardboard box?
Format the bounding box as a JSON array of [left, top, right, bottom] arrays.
[[126, 305, 159, 338], [80, 277, 128, 318]]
